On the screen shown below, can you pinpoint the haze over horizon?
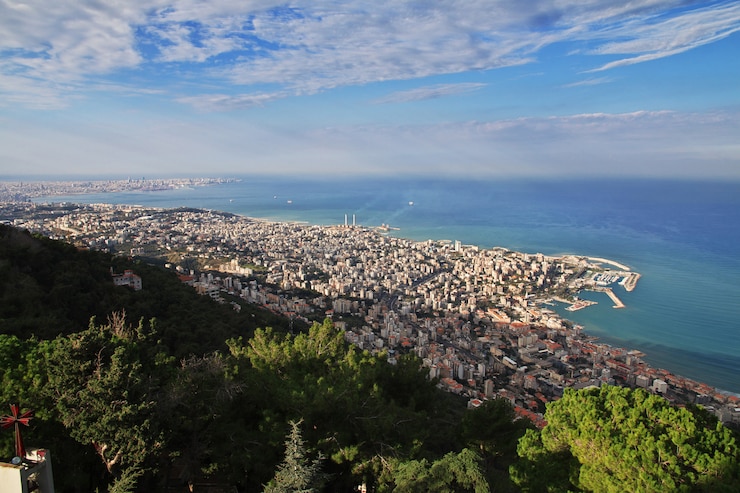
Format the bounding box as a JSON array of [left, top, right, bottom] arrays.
[[1, 1, 739, 179]]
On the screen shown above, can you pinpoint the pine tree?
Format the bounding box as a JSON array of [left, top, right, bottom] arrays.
[[264, 419, 326, 493]]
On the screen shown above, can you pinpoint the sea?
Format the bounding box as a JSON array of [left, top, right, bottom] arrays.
[[35, 177, 740, 394]]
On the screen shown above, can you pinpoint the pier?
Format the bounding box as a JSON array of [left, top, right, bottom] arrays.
[[603, 288, 625, 308]]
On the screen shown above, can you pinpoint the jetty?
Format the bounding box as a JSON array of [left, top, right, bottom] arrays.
[[620, 272, 641, 292], [603, 287, 625, 309]]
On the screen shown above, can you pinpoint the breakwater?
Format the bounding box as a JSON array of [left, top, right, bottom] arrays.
[[603, 287, 625, 308]]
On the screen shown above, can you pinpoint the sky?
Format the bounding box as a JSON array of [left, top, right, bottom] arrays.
[[1, 0, 739, 179]]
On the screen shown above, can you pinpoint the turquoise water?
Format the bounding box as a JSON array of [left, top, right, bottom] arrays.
[[37, 177, 740, 393]]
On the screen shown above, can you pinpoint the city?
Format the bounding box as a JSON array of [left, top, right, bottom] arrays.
[[1, 182, 738, 429]]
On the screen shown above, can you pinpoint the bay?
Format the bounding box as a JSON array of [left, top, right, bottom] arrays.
[[38, 177, 740, 393]]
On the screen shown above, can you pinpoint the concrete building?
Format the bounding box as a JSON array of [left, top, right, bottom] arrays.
[[111, 269, 142, 291], [652, 379, 668, 394], [0, 450, 55, 493]]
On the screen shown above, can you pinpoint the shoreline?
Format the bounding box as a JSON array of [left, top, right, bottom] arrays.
[[8, 180, 739, 396], [545, 296, 739, 397]]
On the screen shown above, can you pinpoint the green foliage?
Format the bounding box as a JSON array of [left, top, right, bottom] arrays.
[[0, 223, 287, 353], [227, 319, 464, 491], [264, 419, 327, 493], [0, 335, 46, 458], [43, 314, 168, 487], [512, 385, 740, 492], [156, 351, 246, 488], [462, 397, 531, 458], [461, 398, 534, 491], [108, 466, 145, 493], [5, 223, 740, 493], [510, 428, 577, 493], [0, 224, 109, 338], [377, 448, 490, 493]]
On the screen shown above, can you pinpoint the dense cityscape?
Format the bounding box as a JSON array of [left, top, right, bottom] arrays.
[[1, 178, 738, 429]]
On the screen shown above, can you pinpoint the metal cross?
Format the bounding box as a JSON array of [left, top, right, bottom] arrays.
[[1, 404, 34, 459]]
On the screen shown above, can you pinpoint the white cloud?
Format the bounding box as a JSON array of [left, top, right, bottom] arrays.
[[1, 1, 738, 107], [587, 2, 740, 71], [218, 2, 576, 92], [0, 1, 147, 80], [457, 110, 740, 177]]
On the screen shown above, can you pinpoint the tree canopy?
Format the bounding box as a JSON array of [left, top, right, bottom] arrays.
[[511, 385, 740, 492], [0, 223, 289, 352]]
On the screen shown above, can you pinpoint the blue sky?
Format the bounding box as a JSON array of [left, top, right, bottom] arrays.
[[1, 0, 739, 178]]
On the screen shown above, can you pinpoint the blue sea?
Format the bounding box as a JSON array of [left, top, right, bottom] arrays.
[[36, 177, 740, 394]]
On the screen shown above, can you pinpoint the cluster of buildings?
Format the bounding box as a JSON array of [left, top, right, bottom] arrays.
[[2, 199, 738, 428], [0, 177, 235, 203]]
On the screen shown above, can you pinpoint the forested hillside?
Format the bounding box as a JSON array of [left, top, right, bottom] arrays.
[[0, 224, 290, 354], [1, 225, 737, 492]]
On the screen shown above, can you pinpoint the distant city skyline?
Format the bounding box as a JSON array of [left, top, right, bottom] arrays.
[[1, 1, 739, 179]]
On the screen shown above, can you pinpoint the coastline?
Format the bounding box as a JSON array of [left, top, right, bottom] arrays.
[[7, 177, 740, 396]]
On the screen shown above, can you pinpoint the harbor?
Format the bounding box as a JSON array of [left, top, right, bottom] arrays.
[[588, 268, 639, 308]]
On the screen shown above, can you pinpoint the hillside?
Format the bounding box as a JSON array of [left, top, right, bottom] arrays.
[[0, 225, 496, 492], [1, 224, 737, 493], [0, 223, 290, 356]]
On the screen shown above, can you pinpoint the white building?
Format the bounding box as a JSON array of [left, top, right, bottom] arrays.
[[652, 379, 668, 394], [0, 448, 55, 493], [111, 269, 142, 291]]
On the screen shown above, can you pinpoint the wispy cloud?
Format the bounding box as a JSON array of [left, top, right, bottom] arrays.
[[586, 2, 740, 71], [0, 71, 75, 110], [562, 77, 613, 88], [176, 91, 288, 111], [0, 1, 738, 108], [374, 83, 487, 104]]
